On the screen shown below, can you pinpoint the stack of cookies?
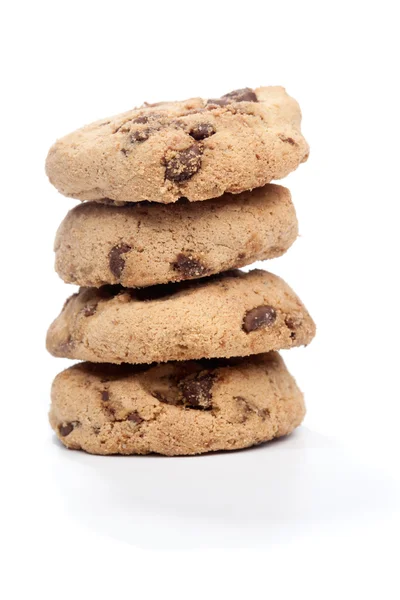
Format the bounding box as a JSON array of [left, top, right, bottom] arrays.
[[45, 86, 315, 456]]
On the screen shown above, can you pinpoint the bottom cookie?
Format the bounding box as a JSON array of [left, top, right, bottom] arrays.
[[50, 352, 305, 456]]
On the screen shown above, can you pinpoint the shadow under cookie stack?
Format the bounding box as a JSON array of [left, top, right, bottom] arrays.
[[46, 86, 316, 456]]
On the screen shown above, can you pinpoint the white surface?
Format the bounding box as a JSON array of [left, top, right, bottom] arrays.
[[2, 0, 400, 598], [49, 427, 399, 550]]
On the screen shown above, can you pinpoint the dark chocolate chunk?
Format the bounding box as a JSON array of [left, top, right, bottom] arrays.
[[130, 128, 152, 142], [234, 396, 253, 423], [108, 243, 131, 278], [101, 390, 110, 402], [164, 145, 202, 182], [126, 411, 144, 424], [206, 98, 228, 107], [224, 88, 258, 102], [285, 316, 302, 330], [235, 396, 270, 421], [278, 135, 296, 145], [207, 87, 258, 106], [243, 305, 277, 333], [132, 115, 149, 124], [259, 408, 271, 420], [179, 373, 215, 409], [285, 317, 296, 329], [189, 123, 216, 141], [172, 253, 208, 278], [59, 422, 75, 437]]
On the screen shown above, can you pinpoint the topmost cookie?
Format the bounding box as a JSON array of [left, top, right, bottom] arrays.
[[46, 86, 309, 203]]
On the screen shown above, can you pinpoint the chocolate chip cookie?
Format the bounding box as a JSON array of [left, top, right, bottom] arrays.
[[45, 86, 309, 203], [46, 269, 316, 364], [54, 184, 297, 287], [50, 352, 305, 456]]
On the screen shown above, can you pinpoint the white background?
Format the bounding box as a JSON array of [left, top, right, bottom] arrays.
[[1, 1, 400, 598]]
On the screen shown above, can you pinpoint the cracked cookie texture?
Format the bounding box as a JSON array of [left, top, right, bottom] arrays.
[[54, 184, 298, 287], [50, 352, 305, 455], [46, 269, 316, 364], [45, 86, 309, 203]]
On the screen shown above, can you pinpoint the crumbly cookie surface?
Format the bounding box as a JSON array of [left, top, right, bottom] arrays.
[[46, 269, 316, 364], [54, 184, 297, 287], [50, 352, 305, 456], [46, 87, 309, 203]]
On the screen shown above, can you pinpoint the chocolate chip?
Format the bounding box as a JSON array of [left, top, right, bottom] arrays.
[[243, 305, 277, 333], [83, 304, 97, 317], [59, 422, 74, 437], [235, 396, 270, 421], [130, 128, 152, 142], [132, 115, 149, 124], [223, 88, 258, 102], [279, 135, 296, 145], [189, 123, 215, 141], [234, 396, 253, 423], [172, 253, 208, 279], [206, 97, 229, 107], [109, 244, 131, 278], [113, 121, 132, 134], [285, 316, 302, 335], [179, 373, 215, 409], [259, 408, 270, 420], [285, 317, 296, 330], [164, 145, 203, 182], [127, 411, 144, 424], [101, 390, 110, 402], [207, 87, 258, 106]]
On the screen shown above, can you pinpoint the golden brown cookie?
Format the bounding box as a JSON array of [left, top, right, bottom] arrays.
[[50, 352, 305, 456], [46, 87, 309, 203], [54, 184, 298, 287], [46, 269, 316, 364]]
